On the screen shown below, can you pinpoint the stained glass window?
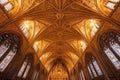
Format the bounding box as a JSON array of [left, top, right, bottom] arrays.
[[87, 55, 103, 79], [80, 70, 85, 80], [0, 33, 20, 72], [87, 65, 93, 78], [17, 57, 32, 79], [109, 41, 120, 57], [0, 42, 10, 57], [89, 63, 97, 77], [100, 31, 120, 69], [93, 60, 102, 75], [100, 31, 120, 70], [23, 63, 31, 78], [17, 59, 28, 77], [0, 50, 16, 72], [104, 47, 120, 69]]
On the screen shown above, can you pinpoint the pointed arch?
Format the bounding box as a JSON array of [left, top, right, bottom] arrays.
[[98, 30, 120, 79], [0, 32, 22, 72], [85, 53, 103, 79], [17, 53, 34, 79]]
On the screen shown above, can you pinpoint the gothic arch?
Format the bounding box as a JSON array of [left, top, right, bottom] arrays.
[[98, 30, 120, 79], [0, 31, 22, 78], [85, 53, 104, 80], [17, 53, 34, 80]]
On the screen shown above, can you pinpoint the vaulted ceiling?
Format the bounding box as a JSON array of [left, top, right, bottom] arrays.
[[2, 0, 118, 73]]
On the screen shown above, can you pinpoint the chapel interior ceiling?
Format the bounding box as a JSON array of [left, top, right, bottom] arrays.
[[3, 0, 118, 73]]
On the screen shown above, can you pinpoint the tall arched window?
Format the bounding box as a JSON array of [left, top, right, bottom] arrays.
[[86, 54, 103, 79], [99, 31, 120, 70], [78, 64, 85, 80], [0, 32, 21, 72], [17, 54, 34, 79]]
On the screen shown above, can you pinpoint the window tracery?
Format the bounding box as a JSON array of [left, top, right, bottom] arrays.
[[0, 41, 11, 57], [86, 55, 103, 79], [100, 31, 120, 70], [89, 62, 97, 77], [0, 33, 21, 72], [17, 55, 33, 79], [80, 70, 85, 80], [109, 41, 120, 57], [93, 59, 102, 76], [87, 65, 93, 78]]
